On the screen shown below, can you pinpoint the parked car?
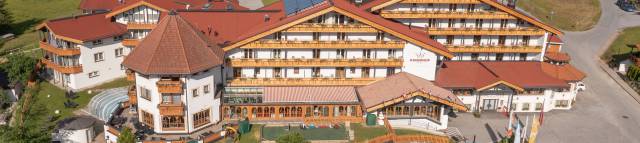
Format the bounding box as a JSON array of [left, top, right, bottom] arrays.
[[616, 0, 637, 12], [576, 82, 586, 91]]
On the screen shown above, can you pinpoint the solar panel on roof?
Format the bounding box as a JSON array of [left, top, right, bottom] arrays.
[[284, 0, 326, 15]]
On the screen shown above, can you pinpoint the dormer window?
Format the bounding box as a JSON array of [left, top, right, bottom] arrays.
[[92, 40, 103, 46]]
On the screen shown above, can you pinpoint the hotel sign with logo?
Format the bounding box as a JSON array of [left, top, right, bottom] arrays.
[[410, 51, 430, 62]]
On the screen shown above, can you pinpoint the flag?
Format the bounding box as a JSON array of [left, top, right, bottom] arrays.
[[539, 102, 544, 126], [529, 116, 540, 143]]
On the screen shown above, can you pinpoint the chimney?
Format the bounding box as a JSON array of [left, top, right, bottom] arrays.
[[264, 14, 270, 22], [186, 4, 191, 10]]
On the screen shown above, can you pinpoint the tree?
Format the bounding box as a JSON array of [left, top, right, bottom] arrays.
[[0, 87, 52, 142], [0, 0, 12, 34], [276, 132, 307, 143], [117, 127, 135, 143], [2, 54, 37, 85]]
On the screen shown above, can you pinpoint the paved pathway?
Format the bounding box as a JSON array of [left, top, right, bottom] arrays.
[[451, 0, 640, 142]]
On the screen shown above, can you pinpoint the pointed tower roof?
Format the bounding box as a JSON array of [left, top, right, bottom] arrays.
[[123, 12, 224, 75]]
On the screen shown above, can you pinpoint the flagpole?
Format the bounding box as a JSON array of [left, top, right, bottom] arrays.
[[523, 115, 529, 143]]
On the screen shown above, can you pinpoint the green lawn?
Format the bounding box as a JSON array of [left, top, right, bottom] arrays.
[[602, 26, 640, 62], [262, 125, 348, 141], [352, 123, 388, 143], [261, 0, 280, 6], [395, 128, 432, 135], [239, 124, 263, 143], [517, 0, 600, 31], [1, 0, 81, 53]]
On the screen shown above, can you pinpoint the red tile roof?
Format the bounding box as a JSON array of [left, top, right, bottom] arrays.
[[263, 86, 359, 103], [544, 52, 571, 62], [435, 61, 571, 89], [549, 34, 563, 43], [104, 0, 248, 15], [41, 13, 127, 42], [357, 72, 464, 110], [541, 63, 586, 82], [122, 13, 224, 75]]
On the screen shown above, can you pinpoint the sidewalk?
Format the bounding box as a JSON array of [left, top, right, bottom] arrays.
[[596, 60, 640, 104]]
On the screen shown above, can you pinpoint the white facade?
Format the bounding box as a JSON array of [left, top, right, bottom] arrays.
[[135, 67, 222, 134], [456, 83, 580, 113]]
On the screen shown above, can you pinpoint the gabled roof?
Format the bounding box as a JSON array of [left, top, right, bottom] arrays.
[[219, 0, 453, 58], [357, 72, 466, 112], [263, 86, 359, 103], [104, 0, 248, 18], [122, 13, 224, 75], [541, 63, 586, 82], [435, 61, 570, 90], [37, 13, 127, 43], [360, 0, 563, 35]]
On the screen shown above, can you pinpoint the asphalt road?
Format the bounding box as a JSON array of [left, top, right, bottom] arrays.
[[451, 0, 640, 142]]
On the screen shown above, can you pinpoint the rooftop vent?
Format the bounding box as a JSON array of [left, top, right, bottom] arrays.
[[264, 14, 271, 22]]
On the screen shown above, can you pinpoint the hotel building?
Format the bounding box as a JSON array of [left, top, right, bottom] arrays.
[[36, 0, 585, 141]]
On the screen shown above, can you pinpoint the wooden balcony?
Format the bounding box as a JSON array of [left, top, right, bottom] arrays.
[[126, 69, 135, 81], [229, 58, 403, 67], [426, 27, 546, 35], [380, 10, 517, 19], [156, 80, 183, 94], [39, 41, 80, 56], [41, 59, 83, 74], [285, 23, 377, 33], [158, 103, 184, 116], [227, 78, 382, 86], [445, 45, 543, 53], [127, 22, 156, 29], [400, 0, 481, 4], [242, 40, 405, 49], [128, 85, 137, 105], [122, 39, 140, 47]]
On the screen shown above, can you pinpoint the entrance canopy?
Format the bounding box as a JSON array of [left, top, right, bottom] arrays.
[[86, 87, 128, 122]]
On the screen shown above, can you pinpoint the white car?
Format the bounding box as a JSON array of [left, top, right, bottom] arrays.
[[576, 82, 586, 91]]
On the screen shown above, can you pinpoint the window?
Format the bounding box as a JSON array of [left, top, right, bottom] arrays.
[[243, 49, 254, 59], [336, 49, 346, 59], [312, 67, 320, 77], [495, 53, 504, 61], [376, 31, 385, 41], [498, 36, 506, 45], [473, 35, 481, 45], [427, 19, 437, 28], [467, 4, 475, 11], [312, 32, 321, 40], [273, 68, 282, 78], [535, 103, 543, 111], [88, 71, 99, 78], [350, 67, 356, 74], [233, 68, 241, 78], [471, 53, 479, 60], [92, 40, 103, 46], [293, 67, 299, 74], [447, 19, 454, 28], [336, 67, 346, 78], [362, 49, 371, 59], [449, 4, 457, 11], [475, 19, 483, 28], [522, 36, 530, 46], [141, 111, 154, 127], [203, 85, 210, 94], [253, 68, 260, 77], [555, 100, 569, 108], [94, 52, 104, 62], [511, 103, 517, 111], [312, 49, 321, 59], [274, 32, 283, 40], [519, 53, 527, 61], [113, 35, 124, 41], [162, 116, 185, 129], [115, 48, 124, 57], [500, 19, 508, 28], [386, 67, 395, 76], [193, 109, 211, 128], [272, 49, 282, 59], [388, 49, 397, 58], [140, 87, 151, 101], [337, 32, 346, 41], [192, 88, 199, 97], [361, 67, 370, 77], [446, 36, 454, 45], [522, 103, 530, 111]]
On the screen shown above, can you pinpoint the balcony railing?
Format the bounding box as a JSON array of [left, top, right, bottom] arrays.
[[242, 40, 405, 49], [156, 80, 183, 94], [400, 0, 481, 4], [227, 78, 382, 86], [380, 10, 516, 19], [229, 58, 403, 67], [122, 39, 140, 47], [128, 85, 137, 105], [445, 45, 542, 53], [285, 23, 378, 33], [426, 27, 546, 35], [39, 41, 80, 56], [41, 59, 83, 74], [126, 22, 156, 29], [158, 102, 184, 116]]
